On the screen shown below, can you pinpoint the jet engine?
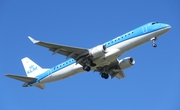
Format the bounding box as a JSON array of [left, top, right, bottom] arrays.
[[118, 57, 135, 70], [89, 45, 106, 58]]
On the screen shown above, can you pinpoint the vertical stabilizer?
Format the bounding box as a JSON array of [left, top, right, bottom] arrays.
[[21, 57, 48, 77]]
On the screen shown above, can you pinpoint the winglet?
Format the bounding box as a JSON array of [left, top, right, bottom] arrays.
[[28, 36, 39, 44]]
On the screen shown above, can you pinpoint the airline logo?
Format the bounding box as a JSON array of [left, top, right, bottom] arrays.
[[27, 65, 38, 74]]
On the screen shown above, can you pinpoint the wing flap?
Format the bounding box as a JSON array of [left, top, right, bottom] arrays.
[[5, 74, 37, 82], [110, 69, 125, 79], [115, 71, 125, 79], [96, 59, 126, 79]]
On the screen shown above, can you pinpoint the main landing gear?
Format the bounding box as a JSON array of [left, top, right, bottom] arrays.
[[96, 66, 109, 79], [101, 73, 109, 79], [83, 59, 96, 72], [150, 37, 157, 47], [83, 65, 91, 72]]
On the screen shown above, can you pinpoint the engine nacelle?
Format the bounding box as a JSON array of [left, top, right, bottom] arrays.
[[118, 57, 135, 70], [89, 45, 106, 58]]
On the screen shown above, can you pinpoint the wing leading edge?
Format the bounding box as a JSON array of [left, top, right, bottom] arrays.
[[28, 36, 89, 60]]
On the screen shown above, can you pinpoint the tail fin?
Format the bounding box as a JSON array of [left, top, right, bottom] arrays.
[[21, 57, 48, 77]]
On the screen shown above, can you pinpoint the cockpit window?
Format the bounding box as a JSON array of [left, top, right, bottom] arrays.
[[152, 22, 159, 25]]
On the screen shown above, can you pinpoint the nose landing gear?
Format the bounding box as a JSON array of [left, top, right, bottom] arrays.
[[150, 37, 157, 47]]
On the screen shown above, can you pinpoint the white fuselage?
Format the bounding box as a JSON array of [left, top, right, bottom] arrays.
[[33, 26, 170, 86]]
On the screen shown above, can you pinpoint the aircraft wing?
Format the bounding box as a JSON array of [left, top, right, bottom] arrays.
[[28, 36, 89, 60], [113, 70, 125, 79], [108, 60, 126, 79], [96, 59, 125, 79]]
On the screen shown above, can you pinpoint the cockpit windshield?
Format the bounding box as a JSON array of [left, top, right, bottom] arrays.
[[152, 22, 159, 25]]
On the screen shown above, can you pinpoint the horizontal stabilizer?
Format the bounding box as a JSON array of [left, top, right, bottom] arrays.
[[5, 74, 37, 83], [36, 84, 45, 89]]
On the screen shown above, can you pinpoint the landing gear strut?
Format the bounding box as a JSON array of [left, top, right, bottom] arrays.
[[101, 73, 109, 79], [89, 60, 96, 67], [83, 59, 96, 72], [150, 37, 157, 47]]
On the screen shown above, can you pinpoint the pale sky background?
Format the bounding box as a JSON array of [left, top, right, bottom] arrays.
[[1, 0, 180, 110]]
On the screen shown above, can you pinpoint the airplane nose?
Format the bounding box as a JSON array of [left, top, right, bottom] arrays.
[[164, 24, 171, 30], [161, 23, 171, 32]]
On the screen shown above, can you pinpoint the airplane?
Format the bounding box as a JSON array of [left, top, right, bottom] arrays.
[[5, 22, 171, 89]]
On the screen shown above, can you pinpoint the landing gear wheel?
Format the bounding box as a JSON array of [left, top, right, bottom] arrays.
[[83, 65, 91, 72], [152, 43, 157, 47], [101, 73, 109, 79]]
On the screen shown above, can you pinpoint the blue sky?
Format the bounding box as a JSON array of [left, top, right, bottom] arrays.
[[1, 0, 180, 110]]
